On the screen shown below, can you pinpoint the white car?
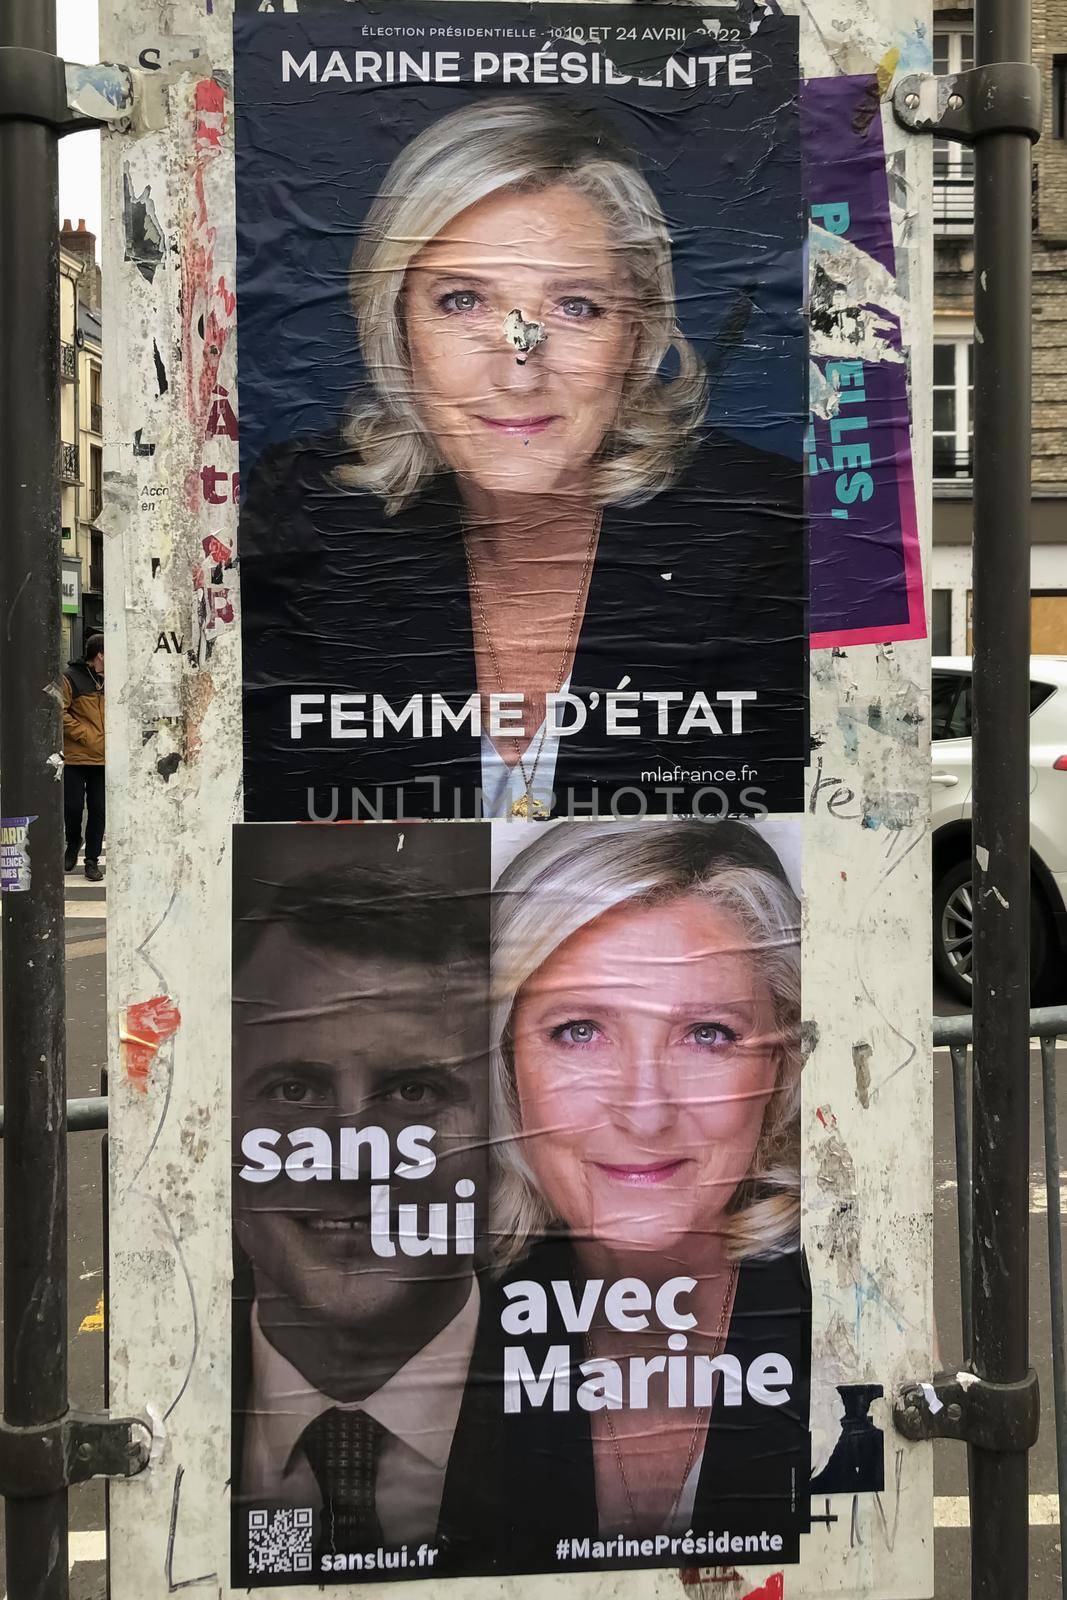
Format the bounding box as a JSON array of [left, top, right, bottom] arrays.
[[932, 655, 1067, 1003]]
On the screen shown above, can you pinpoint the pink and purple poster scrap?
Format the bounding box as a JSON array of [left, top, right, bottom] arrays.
[[803, 74, 926, 649], [0, 816, 36, 894]]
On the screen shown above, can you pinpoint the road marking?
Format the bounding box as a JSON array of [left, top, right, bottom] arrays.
[[78, 1295, 104, 1334], [937, 1175, 1067, 1215], [67, 937, 107, 960], [935, 1493, 1060, 1527], [69, 1530, 107, 1563]]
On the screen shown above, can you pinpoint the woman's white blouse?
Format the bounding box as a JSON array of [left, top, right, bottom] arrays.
[[478, 676, 570, 819]]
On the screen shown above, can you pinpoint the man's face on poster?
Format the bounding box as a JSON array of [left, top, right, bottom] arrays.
[[403, 183, 638, 499], [234, 923, 489, 1340]]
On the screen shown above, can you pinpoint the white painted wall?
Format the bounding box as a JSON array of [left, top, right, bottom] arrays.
[[101, 3, 934, 1597], [932, 543, 1067, 655]]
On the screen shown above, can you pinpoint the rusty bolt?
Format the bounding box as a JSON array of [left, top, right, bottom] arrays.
[[947, 1402, 963, 1422], [77, 1441, 93, 1462]]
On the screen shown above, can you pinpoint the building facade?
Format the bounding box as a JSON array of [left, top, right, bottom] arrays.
[[59, 218, 104, 665], [932, 1, 1067, 656]]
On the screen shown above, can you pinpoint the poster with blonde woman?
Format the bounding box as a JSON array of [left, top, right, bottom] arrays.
[[234, 2, 807, 822], [490, 819, 810, 1572], [230, 818, 810, 1584]]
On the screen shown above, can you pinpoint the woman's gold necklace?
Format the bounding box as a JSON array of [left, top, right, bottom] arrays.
[[586, 1260, 740, 1531], [463, 514, 600, 819]]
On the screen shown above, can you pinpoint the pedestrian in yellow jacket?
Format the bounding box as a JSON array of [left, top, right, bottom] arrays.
[[62, 633, 105, 880]]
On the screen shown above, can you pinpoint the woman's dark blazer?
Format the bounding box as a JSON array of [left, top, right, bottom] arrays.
[[239, 427, 806, 821], [496, 1236, 812, 1574]]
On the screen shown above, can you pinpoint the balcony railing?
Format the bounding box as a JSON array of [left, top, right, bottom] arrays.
[[90, 489, 104, 522], [90, 402, 103, 435], [934, 161, 1040, 236], [933, 173, 975, 236], [60, 442, 79, 484], [934, 441, 973, 483], [60, 342, 76, 381]]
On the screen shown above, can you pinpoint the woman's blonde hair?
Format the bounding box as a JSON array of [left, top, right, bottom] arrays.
[[338, 98, 709, 515], [489, 821, 801, 1272]]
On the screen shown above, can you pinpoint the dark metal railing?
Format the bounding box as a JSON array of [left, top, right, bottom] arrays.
[[59, 341, 75, 381], [936, 1005, 1067, 1599], [89, 402, 102, 435], [934, 441, 974, 481], [934, 171, 975, 233], [60, 441, 78, 483], [0, 1097, 107, 1140]]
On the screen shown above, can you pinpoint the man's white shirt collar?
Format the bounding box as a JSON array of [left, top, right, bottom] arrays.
[[247, 1281, 480, 1482]]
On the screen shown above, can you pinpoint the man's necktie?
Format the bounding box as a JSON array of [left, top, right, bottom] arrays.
[[301, 1407, 386, 1553]]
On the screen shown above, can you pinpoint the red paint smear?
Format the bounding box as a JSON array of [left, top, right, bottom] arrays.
[[742, 1577, 784, 1600], [202, 534, 232, 564], [181, 79, 236, 435], [194, 78, 226, 147], [123, 996, 181, 1092]]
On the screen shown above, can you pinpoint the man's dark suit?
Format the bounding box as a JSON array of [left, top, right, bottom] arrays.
[[230, 1254, 503, 1586]]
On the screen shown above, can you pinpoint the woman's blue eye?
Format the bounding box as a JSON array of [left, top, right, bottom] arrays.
[[440, 290, 482, 314], [553, 1020, 599, 1046], [688, 1024, 736, 1048], [559, 298, 602, 320]]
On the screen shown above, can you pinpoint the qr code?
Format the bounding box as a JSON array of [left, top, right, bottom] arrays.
[[248, 1508, 314, 1575]]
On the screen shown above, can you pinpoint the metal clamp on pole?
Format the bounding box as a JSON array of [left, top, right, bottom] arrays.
[[892, 63, 1043, 145], [0, 1413, 151, 1499], [0, 48, 135, 133], [893, 1370, 1041, 1453]]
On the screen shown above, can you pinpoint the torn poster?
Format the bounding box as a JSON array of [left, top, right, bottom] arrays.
[[233, 1, 808, 821], [230, 818, 810, 1584], [803, 74, 926, 649], [0, 816, 36, 893]]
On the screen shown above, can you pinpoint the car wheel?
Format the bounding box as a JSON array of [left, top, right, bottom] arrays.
[[933, 861, 1058, 1005], [934, 861, 975, 1004]]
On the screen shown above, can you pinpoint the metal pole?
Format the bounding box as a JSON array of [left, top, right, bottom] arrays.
[[968, 0, 1034, 1595], [949, 1043, 973, 1363], [0, 0, 70, 1594], [1039, 1037, 1067, 1600]]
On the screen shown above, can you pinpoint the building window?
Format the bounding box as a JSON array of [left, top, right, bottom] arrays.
[[933, 29, 975, 233], [1054, 57, 1067, 140], [90, 365, 102, 436], [90, 445, 103, 521], [934, 337, 974, 481], [931, 589, 953, 656], [90, 531, 104, 596]]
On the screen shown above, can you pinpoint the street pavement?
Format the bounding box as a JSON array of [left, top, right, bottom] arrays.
[[0, 880, 1063, 1597]]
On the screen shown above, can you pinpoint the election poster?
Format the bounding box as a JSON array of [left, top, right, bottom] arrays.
[[233, 2, 808, 823], [231, 819, 809, 1585]]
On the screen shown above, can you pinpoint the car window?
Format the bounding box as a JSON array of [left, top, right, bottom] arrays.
[[943, 677, 972, 738], [932, 672, 967, 739], [932, 673, 1054, 739]]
